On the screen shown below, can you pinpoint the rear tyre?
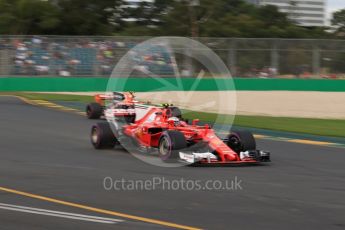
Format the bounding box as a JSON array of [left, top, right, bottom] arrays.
[[86, 103, 103, 119], [158, 130, 187, 162], [91, 122, 117, 149], [227, 130, 256, 154]]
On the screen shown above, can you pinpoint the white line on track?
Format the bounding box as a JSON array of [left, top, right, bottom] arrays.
[[0, 203, 124, 224]]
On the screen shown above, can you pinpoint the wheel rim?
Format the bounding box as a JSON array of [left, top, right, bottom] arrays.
[[228, 135, 242, 153], [91, 127, 99, 144], [159, 138, 170, 156]]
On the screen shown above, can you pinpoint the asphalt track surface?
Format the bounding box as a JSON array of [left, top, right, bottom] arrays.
[[0, 96, 345, 230]]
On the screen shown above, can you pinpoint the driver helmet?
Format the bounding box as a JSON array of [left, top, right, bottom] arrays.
[[168, 117, 180, 126]]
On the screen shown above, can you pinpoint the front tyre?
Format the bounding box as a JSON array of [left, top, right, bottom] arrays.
[[86, 103, 103, 119], [158, 130, 187, 162], [91, 122, 117, 149], [227, 130, 256, 154]]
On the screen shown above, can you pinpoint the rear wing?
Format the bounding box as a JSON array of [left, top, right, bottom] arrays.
[[94, 92, 135, 105]]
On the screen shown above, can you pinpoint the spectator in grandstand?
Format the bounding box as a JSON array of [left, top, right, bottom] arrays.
[[0, 39, 8, 49], [8, 37, 133, 76]]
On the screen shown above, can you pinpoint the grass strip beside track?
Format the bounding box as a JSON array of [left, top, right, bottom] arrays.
[[1, 92, 93, 103], [3, 92, 344, 138], [181, 110, 345, 138]]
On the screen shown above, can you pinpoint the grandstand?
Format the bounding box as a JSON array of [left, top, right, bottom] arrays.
[[3, 36, 175, 77], [0, 36, 345, 78]]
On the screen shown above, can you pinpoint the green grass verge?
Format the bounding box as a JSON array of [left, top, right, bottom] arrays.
[[182, 110, 345, 138], [0, 92, 93, 103], [2, 92, 344, 138]]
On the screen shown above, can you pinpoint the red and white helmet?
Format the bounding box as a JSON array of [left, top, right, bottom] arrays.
[[167, 117, 180, 126]]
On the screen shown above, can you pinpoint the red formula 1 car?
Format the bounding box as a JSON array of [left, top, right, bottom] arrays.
[[86, 92, 136, 123], [90, 93, 270, 165]]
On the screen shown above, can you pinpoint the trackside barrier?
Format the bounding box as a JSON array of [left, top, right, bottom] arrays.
[[0, 77, 344, 92]]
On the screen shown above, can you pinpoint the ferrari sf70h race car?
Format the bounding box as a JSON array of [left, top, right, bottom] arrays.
[[90, 92, 270, 165], [86, 92, 137, 123]]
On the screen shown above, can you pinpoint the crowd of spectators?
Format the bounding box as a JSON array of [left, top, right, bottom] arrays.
[[8, 37, 126, 76], [2, 37, 339, 78], [0, 36, 175, 77]]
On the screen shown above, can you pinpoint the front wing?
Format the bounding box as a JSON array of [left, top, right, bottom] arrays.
[[179, 151, 270, 166]]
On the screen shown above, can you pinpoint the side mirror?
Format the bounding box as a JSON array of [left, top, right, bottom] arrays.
[[192, 119, 199, 125]]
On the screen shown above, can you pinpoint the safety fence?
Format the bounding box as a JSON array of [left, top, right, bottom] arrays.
[[0, 36, 345, 78]]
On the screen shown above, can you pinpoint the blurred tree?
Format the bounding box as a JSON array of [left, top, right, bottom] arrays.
[[131, 0, 330, 38], [0, 0, 332, 37], [157, 0, 190, 36], [55, 0, 124, 35], [0, 0, 125, 35], [332, 9, 345, 35], [119, 0, 172, 35], [0, 0, 60, 34]]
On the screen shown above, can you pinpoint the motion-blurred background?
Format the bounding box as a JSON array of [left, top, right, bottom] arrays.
[[0, 0, 344, 78]]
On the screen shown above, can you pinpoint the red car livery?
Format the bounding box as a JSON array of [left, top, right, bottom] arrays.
[[90, 92, 270, 165]]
